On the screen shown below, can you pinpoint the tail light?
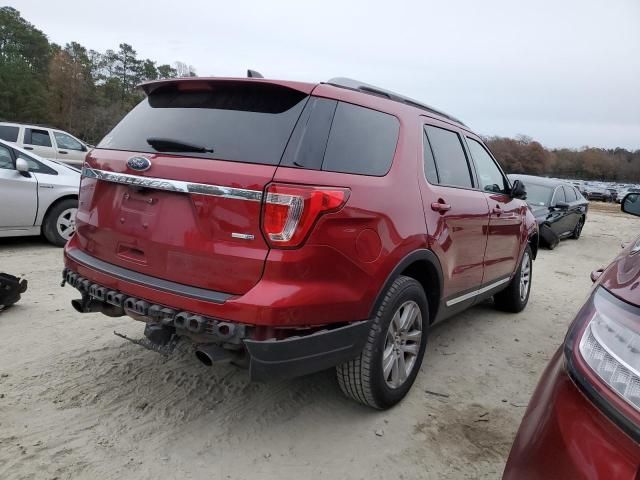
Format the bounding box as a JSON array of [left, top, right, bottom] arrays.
[[261, 184, 349, 248], [565, 287, 640, 439]]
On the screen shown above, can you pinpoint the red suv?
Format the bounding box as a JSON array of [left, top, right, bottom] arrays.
[[62, 76, 538, 408]]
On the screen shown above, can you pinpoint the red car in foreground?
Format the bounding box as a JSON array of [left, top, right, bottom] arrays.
[[504, 193, 640, 479]]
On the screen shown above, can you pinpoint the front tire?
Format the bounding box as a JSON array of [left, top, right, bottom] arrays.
[[336, 276, 428, 409], [571, 216, 585, 239], [42, 199, 78, 247], [493, 245, 532, 313]]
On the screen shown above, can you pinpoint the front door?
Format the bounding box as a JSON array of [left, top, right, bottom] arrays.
[[53, 131, 87, 166], [0, 143, 38, 229], [465, 136, 523, 283]]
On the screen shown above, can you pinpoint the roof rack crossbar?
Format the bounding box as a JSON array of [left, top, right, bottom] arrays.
[[326, 77, 465, 126]]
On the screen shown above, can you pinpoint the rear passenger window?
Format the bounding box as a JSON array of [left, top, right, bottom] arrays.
[[564, 186, 577, 202], [0, 125, 19, 142], [24, 128, 52, 147], [322, 102, 399, 176], [424, 125, 473, 188]]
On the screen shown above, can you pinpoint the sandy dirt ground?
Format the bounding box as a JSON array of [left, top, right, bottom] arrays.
[[0, 204, 638, 480]]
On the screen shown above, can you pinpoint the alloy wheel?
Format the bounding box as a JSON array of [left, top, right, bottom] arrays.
[[56, 207, 78, 241], [519, 252, 531, 301], [383, 300, 422, 389]]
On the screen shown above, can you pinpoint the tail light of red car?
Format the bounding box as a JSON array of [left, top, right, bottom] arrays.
[[565, 287, 640, 439], [261, 184, 350, 248]]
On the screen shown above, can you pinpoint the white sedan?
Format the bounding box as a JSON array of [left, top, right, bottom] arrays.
[[0, 139, 80, 246]]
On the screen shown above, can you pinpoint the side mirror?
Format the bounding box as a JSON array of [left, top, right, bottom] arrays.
[[554, 201, 569, 209], [81, 144, 88, 152], [510, 179, 527, 200], [622, 193, 640, 217], [15, 157, 30, 177]]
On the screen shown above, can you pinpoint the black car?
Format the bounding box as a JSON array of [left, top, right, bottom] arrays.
[[509, 175, 589, 249]]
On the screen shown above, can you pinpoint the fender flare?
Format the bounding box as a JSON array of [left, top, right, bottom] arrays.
[[368, 249, 444, 320]]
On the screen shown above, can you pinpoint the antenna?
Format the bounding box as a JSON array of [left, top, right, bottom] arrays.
[[247, 69, 264, 79]]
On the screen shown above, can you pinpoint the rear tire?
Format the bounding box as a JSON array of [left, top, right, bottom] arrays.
[[42, 199, 78, 247], [336, 276, 428, 409], [493, 245, 532, 313]]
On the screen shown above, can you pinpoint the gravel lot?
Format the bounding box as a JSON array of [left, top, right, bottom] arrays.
[[0, 204, 637, 480]]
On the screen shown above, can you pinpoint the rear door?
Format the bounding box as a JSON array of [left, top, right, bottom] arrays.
[[419, 122, 490, 301], [465, 136, 522, 283], [0, 143, 38, 229], [22, 127, 57, 160], [74, 80, 312, 295]]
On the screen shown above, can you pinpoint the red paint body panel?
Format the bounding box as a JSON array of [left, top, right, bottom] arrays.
[[64, 77, 537, 330], [503, 348, 640, 479]]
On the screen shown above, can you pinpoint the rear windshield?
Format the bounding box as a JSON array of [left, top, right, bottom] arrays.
[[98, 82, 308, 165]]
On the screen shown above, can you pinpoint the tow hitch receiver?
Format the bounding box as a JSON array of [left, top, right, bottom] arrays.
[[0, 273, 28, 311]]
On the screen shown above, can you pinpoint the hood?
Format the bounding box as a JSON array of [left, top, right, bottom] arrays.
[[599, 235, 640, 306]]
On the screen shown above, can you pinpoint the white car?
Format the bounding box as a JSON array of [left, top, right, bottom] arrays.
[[0, 139, 80, 246], [0, 122, 90, 166]]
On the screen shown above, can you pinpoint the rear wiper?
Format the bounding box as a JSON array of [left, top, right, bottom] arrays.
[[146, 137, 214, 153]]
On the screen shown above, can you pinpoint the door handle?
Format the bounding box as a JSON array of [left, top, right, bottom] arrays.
[[492, 205, 502, 215], [23, 146, 34, 150], [431, 200, 451, 213], [58, 150, 68, 154]]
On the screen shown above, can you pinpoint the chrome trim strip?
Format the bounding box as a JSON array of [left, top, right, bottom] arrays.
[[82, 167, 263, 202], [445, 277, 511, 307]]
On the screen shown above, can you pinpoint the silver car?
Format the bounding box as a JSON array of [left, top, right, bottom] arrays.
[[0, 139, 80, 246]]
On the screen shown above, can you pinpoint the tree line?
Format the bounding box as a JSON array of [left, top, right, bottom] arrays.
[[484, 136, 640, 183], [1, 7, 638, 181], [0, 6, 195, 144]]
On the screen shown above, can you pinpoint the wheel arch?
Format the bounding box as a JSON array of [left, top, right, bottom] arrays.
[[369, 249, 443, 324], [40, 194, 78, 233]]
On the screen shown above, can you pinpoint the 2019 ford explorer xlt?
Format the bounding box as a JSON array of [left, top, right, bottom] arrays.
[[62, 76, 538, 408]]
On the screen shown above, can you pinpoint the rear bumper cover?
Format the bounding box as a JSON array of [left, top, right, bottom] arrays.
[[245, 320, 372, 381], [63, 262, 371, 380]]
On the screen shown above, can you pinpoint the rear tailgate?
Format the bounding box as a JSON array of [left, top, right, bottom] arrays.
[[74, 79, 312, 295]]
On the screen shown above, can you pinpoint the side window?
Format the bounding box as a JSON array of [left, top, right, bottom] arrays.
[[564, 186, 577, 202], [54, 132, 84, 151], [424, 125, 473, 188], [574, 187, 584, 200], [321, 102, 399, 176], [422, 129, 439, 184], [16, 152, 57, 175], [0, 125, 19, 142], [466, 137, 508, 194], [552, 187, 566, 205], [0, 144, 14, 170], [24, 128, 52, 147]]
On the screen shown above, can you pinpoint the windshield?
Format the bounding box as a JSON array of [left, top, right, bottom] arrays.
[[524, 183, 553, 206]]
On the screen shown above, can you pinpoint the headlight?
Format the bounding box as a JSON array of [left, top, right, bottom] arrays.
[[565, 287, 640, 440]]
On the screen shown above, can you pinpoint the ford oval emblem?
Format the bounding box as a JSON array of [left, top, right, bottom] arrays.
[[127, 156, 151, 171]]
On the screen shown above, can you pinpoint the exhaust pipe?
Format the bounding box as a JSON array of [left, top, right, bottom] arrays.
[[72, 296, 125, 317], [195, 344, 232, 366]]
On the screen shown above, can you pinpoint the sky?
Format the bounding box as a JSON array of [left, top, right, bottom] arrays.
[[10, 0, 640, 149]]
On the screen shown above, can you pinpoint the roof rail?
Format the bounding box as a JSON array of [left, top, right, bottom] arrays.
[[326, 77, 466, 126]]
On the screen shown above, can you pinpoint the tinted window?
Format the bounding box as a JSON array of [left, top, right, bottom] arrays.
[[564, 186, 577, 202], [553, 186, 566, 204], [425, 126, 473, 188], [466, 138, 507, 193], [0, 144, 13, 169], [98, 82, 308, 165], [0, 125, 19, 142], [25, 128, 52, 147], [322, 102, 399, 176], [422, 130, 438, 183], [54, 132, 83, 151], [281, 97, 337, 170]]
